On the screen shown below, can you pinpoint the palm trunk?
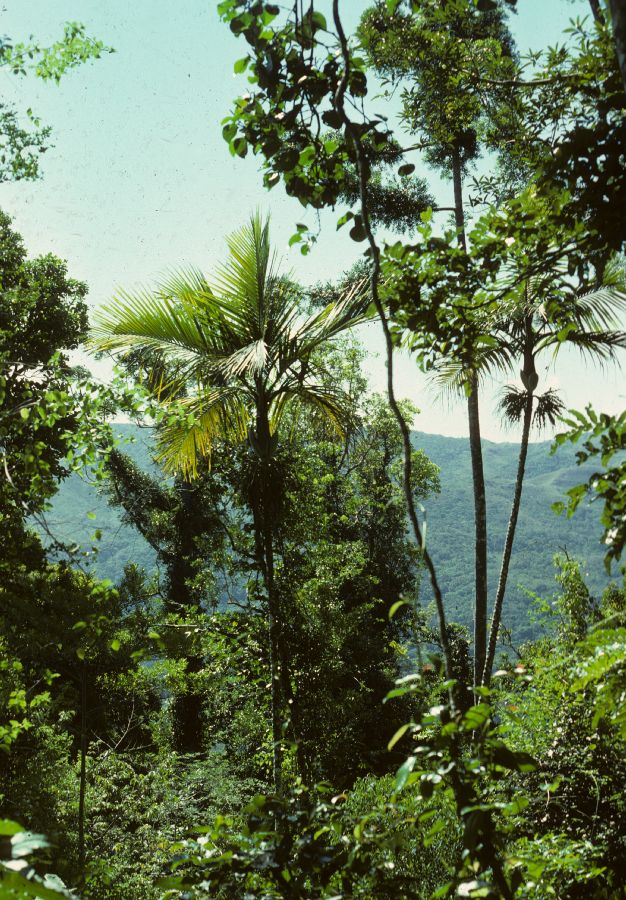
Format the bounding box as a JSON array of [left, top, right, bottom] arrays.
[[483, 389, 533, 686], [253, 401, 284, 795], [169, 478, 205, 754], [467, 372, 488, 687], [254, 401, 308, 793], [452, 148, 488, 688], [262, 522, 284, 797]]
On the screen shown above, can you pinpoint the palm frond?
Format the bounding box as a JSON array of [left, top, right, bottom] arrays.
[[272, 380, 355, 439], [215, 339, 269, 379], [429, 339, 515, 401], [212, 212, 282, 341], [541, 329, 626, 365], [154, 388, 248, 477], [91, 282, 214, 360], [568, 286, 626, 331], [292, 277, 371, 356], [428, 358, 468, 401]]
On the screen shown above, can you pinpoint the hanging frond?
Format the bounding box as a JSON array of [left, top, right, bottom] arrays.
[[533, 389, 565, 431], [271, 381, 355, 439], [154, 388, 249, 477], [541, 328, 626, 366], [497, 385, 529, 427], [429, 340, 515, 401]]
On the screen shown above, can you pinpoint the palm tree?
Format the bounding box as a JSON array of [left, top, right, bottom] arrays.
[[90, 213, 369, 792], [435, 259, 626, 686]]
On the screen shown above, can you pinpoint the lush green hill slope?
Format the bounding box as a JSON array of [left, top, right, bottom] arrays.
[[40, 426, 158, 581], [40, 426, 613, 643], [413, 432, 610, 642]]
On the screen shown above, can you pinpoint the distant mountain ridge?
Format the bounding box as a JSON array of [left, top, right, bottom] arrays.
[[40, 425, 613, 643]]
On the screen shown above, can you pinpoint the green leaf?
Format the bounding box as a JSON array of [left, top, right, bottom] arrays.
[[388, 599, 409, 619], [322, 108, 343, 128], [232, 136, 248, 158], [461, 703, 491, 731], [491, 743, 536, 772], [0, 868, 68, 898], [336, 211, 354, 230], [398, 163, 415, 177], [110, 638, 121, 652], [395, 755, 417, 791], [310, 11, 327, 31], [387, 722, 413, 750], [233, 56, 248, 74]]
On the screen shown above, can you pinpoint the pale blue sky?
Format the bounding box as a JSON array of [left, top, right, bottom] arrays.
[[1, 0, 623, 440]]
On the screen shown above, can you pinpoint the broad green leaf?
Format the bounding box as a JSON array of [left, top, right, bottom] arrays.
[[387, 722, 413, 750], [388, 599, 409, 619], [395, 755, 417, 791]]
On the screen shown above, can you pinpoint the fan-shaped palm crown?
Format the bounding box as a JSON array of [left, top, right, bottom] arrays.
[[91, 213, 369, 476]]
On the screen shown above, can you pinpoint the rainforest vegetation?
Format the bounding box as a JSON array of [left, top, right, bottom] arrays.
[[1, 1, 626, 898]]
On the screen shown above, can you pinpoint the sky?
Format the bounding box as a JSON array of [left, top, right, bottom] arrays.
[[1, 0, 623, 442]]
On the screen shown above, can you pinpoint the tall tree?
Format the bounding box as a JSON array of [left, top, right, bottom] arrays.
[[358, 0, 517, 685], [435, 257, 626, 681], [90, 213, 368, 792], [482, 264, 626, 681], [0, 208, 88, 547]]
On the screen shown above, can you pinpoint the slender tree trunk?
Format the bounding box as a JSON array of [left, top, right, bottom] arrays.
[[483, 389, 533, 686], [452, 148, 488, 687], [333, 1, 456, 706], [169, 478, 206, 754], [262, 522, 284, 797], [467, 373, 488, 687], [253, 401, 308, 793], [274, 609, 310, 782], [78, 663, 87, 879], [608, 0, 626, 96]]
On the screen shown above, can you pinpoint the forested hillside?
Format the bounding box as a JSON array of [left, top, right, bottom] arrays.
[[3, 1, 626, 898], [42, 424, 610, 644], [414, 432, 609, 640]]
